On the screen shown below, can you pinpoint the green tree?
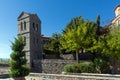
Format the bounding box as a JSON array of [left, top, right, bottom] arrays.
[[88, 25, 120, 73], [60, 17, 96, 62], [104, 26, 120, 60], [87, 15, 109, 61], [10, 36, 29, 80], [49, 33, 61, 53], [91, 25, 120, 60], [63, 16, 84, 33], [88, 35, 106, 54], [43, 33, 61, 58]]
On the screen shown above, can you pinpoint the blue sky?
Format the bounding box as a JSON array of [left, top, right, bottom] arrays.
[[0, 0, 120, 58]]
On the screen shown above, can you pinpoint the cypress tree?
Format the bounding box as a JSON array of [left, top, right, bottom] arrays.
[[10, 36, 29, 80], [96, 15, 101, 35]]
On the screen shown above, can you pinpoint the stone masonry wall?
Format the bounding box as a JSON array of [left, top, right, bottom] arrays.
[[33, 59, 120, 74], [110, 61, 120, 73], [33, 59, 77, 74]]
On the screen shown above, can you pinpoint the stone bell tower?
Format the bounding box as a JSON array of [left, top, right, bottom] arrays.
[[17, 12, 42, 68]]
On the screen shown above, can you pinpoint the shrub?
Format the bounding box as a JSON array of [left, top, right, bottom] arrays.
[[64, 59, 110, 74], [93, 58, 110, 73], [64, 62, 97, 73], [79, 62, 97, 73], [64, 64, 81, 73]]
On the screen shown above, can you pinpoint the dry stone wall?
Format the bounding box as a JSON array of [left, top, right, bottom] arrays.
[[33, 59, 77, 74]]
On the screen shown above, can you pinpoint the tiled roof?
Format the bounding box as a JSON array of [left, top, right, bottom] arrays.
[[114, 5, 120, 11]]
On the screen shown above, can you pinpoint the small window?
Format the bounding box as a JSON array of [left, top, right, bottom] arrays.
[[21, 22, 23, 31], [36, 38, 39, 44], [33, 37, 35, 44], [43, 40, 45, 44], [24, 37, 26, 42], [24, 21, 26, 30], [118, 20, 120, 25], [37, 55, 40, 59], [36, 24, 38, 31], [33, 23, 35, 30], [23, 36, 26, 45]]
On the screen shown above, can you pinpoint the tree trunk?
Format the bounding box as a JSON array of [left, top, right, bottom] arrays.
[[76, 50, 79, 63]]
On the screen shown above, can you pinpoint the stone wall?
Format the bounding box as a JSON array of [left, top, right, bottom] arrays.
[[0, 63, 9, 67], [27, 73, 120, 80], [33, 59, 120, 74], [33, 59, 77, 74], [0, 64, 9, 75], [110, 61, 120, 73]]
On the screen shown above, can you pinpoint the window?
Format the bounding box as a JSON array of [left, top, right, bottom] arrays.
[[33, 37, 35, 45], [118, 20, 120, 25], [33, 23, 35, 30], [21, 22, 23, 31], [37, 54, 40, 59], [36, 38, 39, 44], [23, 36, 26, 45], [36, 24, 38, 31], [24, 21, 26, 30]]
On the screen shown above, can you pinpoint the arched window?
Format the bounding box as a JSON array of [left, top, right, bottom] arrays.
[[24, 21, 26, 30], [21, 22, 23, 31]]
